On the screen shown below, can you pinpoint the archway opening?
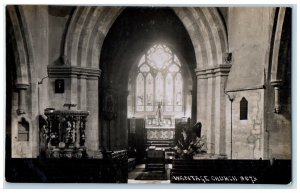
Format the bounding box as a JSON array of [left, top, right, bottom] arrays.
[[100, 7, 197, 174]]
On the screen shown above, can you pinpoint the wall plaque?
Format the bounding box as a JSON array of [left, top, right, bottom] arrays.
[[55, 79, 64, 93]]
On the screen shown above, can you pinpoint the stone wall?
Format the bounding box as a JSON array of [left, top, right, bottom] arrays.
[[226, 8, 274, 91], [10, 6, 50, 158], [225, 89, 265, 159]]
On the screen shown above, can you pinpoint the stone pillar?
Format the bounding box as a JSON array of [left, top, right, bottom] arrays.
[[271, 80, 283, 114], [195, 64, 231, 156], [196, 78, 207, 137], [15, 83, 29, 115], [206, 77, 214, 154], [86, 78, 99, 152], [47, 65, 101, 155], [69, 75, 78, 105], [185, 90, 193, 118], [78, 73, 87, 110], [214, 75, 228, 156]]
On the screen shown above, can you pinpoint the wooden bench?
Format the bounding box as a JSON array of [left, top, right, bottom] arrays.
[[128, 158, 136, 172]]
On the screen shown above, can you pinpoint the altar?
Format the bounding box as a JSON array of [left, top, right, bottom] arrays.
[[145, 115, 176, 160]]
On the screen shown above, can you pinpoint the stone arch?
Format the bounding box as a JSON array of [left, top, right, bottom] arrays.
[[7, 6, 33, 86], [63, 7, 228, 69], [263, 7, 291, 159], [7, 5, 36, 158], [269, 7, 291, 113], [61, 6, 229, 153], [270, 8, 290, 85], [7, 6, 35, 115]]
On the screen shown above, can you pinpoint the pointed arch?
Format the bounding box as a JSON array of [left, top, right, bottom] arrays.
[[63, 7, 228, 69], [7, 6, 34, 86]]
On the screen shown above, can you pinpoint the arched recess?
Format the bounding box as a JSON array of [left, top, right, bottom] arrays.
[[7, 5, 35, 157], [61, 6, 229, 152], [264, 7, 291, 159]]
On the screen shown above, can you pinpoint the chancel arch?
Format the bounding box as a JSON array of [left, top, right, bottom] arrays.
[[60, 6, 229, 154]]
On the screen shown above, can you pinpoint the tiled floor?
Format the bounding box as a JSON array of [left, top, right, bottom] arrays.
[[128, 164, 172, 184]]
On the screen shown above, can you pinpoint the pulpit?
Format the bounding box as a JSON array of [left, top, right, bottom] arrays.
[[44, 108, 89, 158]]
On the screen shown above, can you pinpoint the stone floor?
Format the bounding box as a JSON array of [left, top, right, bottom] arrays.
[[128, 164, 172, 184]]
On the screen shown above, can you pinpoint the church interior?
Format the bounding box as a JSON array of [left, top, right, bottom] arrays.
[[5, 6, 292, 184]]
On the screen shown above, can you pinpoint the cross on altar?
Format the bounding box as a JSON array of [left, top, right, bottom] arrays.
[[64, 103, 77, 110]]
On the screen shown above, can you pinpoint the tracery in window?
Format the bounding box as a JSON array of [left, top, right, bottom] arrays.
[[135, 44, 183, 114], [175, 73, 183, 105], [165, 73, 173, 112], [155, 72, 164, 103], [147, 44, 172, 69], [146, 73, 154, 111], [136, 73, 144, 111]]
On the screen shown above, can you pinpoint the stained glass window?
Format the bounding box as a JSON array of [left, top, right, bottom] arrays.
[[136, 73, 144, 111], [174, 73, 183, 111], [147, 45, 172, 69], [165, 73, 173, 111], [146, 73, 154, 111], [155, 72, 164, 103], [135, 44, 183, 114]]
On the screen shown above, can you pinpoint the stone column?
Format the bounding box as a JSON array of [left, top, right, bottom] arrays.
[[196, 78, 207, 137], [214, 74, 228, 156], [195, 64, 231, 156], [78, 73, 88, 110], [47, 65, 101, 155], [271, 80, 283, 114], [15, 83, 29, 115], [86, 78, 99, 153]]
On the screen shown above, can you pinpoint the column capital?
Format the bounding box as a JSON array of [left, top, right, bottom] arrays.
[[47, 65, 101, 80], [195, 64, 232, 79], [15, 83, 29, 90], [270, 80, 284, 87]]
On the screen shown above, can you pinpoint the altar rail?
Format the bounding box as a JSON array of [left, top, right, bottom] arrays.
[[170, 159, 291, 184]]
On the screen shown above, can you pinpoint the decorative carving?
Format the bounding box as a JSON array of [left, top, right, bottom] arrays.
[[223, 52, 233, 64], [60, 54, 70, 66], [44, 108, 89, 158]]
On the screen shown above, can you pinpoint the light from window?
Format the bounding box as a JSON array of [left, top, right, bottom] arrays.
[[136, 73, 144, 111], [146, 73, 154, 111], [135, 44, 183, 114]]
